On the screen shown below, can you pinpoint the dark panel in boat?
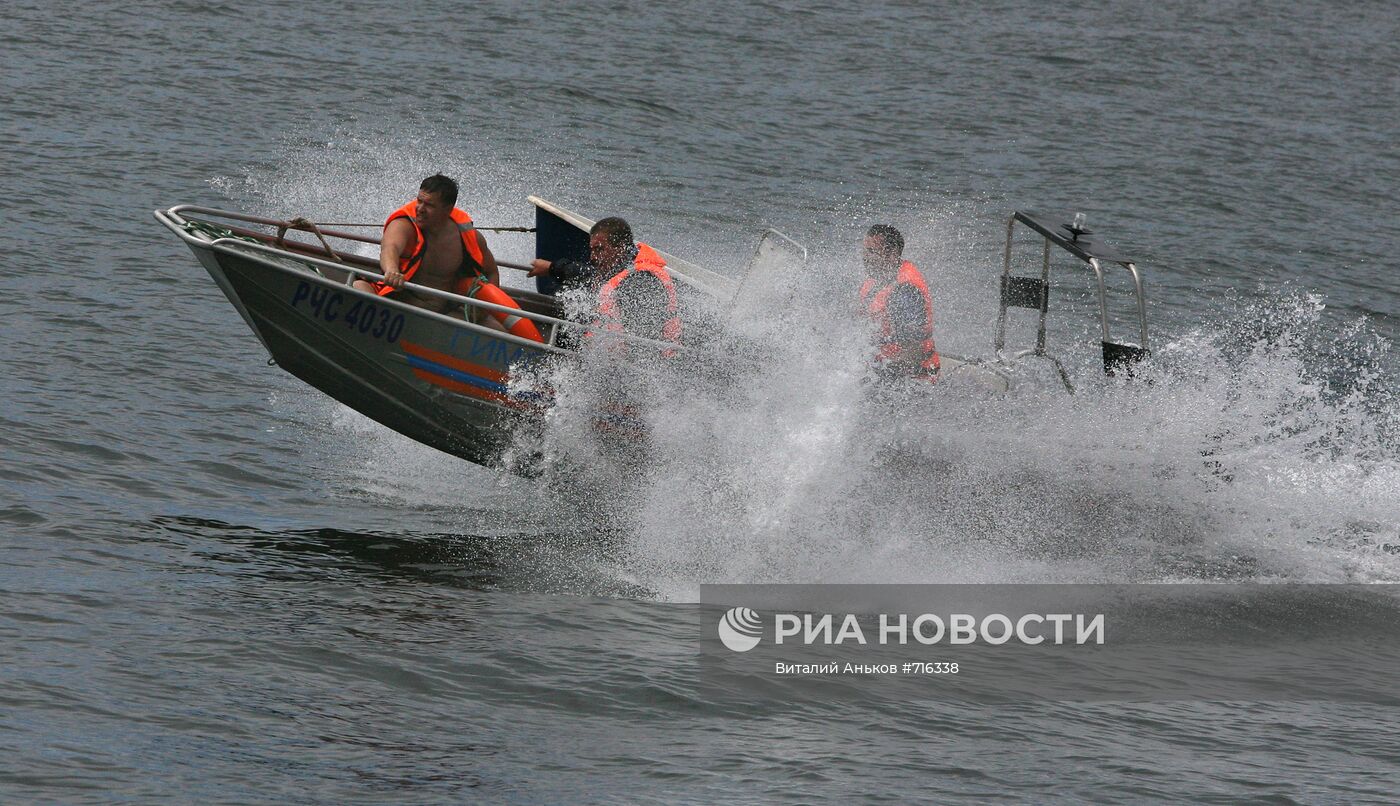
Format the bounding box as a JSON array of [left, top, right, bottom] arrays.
[[533, 204, 590, 295], [1001, 275, 1049, 311]]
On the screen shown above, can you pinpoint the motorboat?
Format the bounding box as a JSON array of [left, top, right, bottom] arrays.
[[154, 199, 1150, 473]]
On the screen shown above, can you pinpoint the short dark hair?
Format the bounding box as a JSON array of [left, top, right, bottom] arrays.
[[591, 217, 634, 248], [866, 224, 904, 256], [420, 174, 458, 208]]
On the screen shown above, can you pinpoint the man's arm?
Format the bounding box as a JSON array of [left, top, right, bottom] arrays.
[[378, 217, 415, 289], [476, 231, 500, 287], [529, 257, 590, 286]]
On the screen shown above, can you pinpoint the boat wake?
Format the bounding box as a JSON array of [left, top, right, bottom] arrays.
[[525, 271, 1400, 601]]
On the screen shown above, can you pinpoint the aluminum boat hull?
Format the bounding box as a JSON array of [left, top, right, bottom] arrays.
[[182, 232, 553, 469]]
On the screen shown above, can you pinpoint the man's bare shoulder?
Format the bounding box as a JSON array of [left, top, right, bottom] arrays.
[[383, 215, 416, 245]]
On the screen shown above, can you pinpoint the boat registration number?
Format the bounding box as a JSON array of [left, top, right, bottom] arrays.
[[291, 281, 405, 343]]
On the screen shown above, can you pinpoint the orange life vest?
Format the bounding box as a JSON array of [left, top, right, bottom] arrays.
[[859, 260, 940, 374], [596, 243, 682, 352], [375, 200, 486, 296]]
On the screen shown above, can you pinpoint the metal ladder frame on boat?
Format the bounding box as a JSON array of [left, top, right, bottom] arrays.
[[993, 211, 1150, 392]]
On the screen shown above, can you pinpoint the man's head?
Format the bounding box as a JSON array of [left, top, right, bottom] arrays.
[[863, 224, 904, 276], [589, 217, 635, 271], [414, 174, 459, 227]]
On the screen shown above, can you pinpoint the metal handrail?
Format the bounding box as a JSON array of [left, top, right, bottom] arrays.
[[169, 204, 383, 246], [1126, 262, 1149, 349], [224, 238, 578, 333], [155, 206, 686, 355], [996, 211, 1150, 355], [166, 203, 536, 272], [1088, 258, 1111, 343]]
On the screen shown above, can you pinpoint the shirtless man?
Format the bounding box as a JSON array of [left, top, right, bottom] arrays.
[[354, 174, 501, 321]]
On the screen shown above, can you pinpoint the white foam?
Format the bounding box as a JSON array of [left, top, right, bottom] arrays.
[[231, 138, 1400, 599]]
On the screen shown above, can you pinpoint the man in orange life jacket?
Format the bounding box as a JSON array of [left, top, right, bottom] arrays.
[[353, 174, 502, 325], [859, 224, 940, 377], [527, 217, 682, 349]]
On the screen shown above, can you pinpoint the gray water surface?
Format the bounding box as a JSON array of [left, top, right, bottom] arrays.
[[5, 0, 1400, 802]]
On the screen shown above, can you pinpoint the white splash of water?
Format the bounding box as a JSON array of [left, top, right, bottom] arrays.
[[527, 238, 1400, 600], [225, 135, 1400, 600]]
